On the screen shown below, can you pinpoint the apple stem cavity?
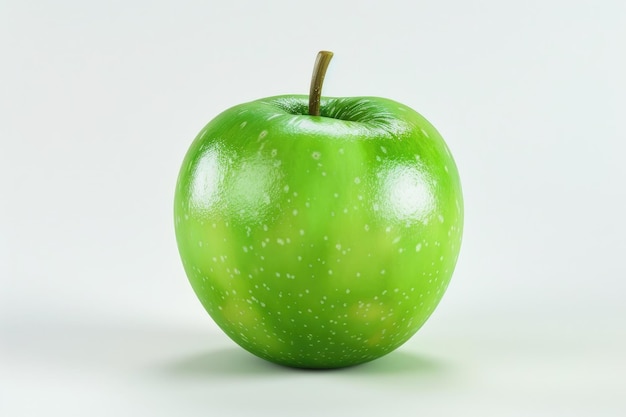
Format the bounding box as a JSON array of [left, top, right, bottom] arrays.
[[308, 50, 334, 117]]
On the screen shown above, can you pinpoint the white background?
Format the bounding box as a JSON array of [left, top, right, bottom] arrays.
[[1, 0, 625, 416]]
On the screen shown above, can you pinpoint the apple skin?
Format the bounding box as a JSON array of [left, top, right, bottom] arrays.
[[174, 95, 463, 368]]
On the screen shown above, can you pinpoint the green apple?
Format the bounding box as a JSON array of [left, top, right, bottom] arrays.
[[174, 52, 463, 368]]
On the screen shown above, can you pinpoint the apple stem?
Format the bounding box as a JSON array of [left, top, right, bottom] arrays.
[[308, 51, 334, 116]]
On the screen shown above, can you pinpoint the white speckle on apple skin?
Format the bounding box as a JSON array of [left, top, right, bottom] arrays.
[[240, 121, 247, 129], [258, 130, 268, 140]]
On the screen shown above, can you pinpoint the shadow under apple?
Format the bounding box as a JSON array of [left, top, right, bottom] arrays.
[[156, 346, 450, 379]]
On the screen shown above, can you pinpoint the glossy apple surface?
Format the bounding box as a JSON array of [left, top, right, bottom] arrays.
[[174, 95, 463, 368]]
